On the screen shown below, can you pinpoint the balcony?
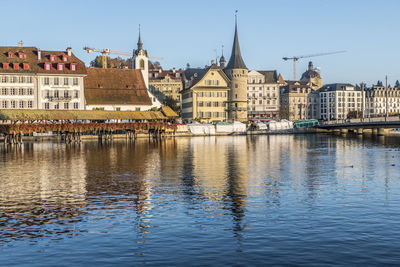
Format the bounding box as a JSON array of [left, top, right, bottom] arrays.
[[45, 96, 72, 102]]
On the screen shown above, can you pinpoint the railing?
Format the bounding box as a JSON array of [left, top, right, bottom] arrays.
[[45, 96, 73, 102]]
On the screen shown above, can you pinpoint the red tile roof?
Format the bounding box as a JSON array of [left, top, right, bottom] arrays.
[[84, 68, 152, 106]]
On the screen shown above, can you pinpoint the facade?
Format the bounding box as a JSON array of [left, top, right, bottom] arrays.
[[280, 81, 319, 120], [224, 20, 248, 122], [84, 68, 160, 111], [149, 68, 184, 106], [0, 45, 86, 110], [37, 48, 86, 110], [300, 61, 323, 90], [181, 65, 230, 122], [365, 85, 400, 117], [318, 83, 364, 120], [247, 70, 283, 121]]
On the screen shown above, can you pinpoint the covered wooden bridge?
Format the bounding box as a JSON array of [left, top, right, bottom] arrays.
[[0, 106, 179, 144]]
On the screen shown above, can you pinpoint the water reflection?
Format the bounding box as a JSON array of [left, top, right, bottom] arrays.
[[0, 135, 400, 265]]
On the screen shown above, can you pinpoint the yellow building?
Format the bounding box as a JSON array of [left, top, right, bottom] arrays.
[[181, 65, 230, 123], [149, 68, 184, 106]]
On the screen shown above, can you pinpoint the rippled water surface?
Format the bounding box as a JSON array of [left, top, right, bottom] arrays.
[[1, 134, 400, 266]]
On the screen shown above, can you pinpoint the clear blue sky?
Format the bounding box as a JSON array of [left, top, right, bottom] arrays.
[[3, 0, 399, 86]]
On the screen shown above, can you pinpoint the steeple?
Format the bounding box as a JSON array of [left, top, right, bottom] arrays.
[[220, 44, 226, 68], [226, 11, 247, 70], [137, 24, 143, 51]]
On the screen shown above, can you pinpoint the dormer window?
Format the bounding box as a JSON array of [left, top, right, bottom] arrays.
[[8, 52, 14, 58], [70, 63, 77, 71], [57, 63, 65, 71], [50, 55, 56, 61], [19, 52, 25, 59], [62, 55, 68, 62], [3, 63, 9, 69], [23, 63, 29, 70], [13, 63, 19, 70], [44, 62, 52, 70]]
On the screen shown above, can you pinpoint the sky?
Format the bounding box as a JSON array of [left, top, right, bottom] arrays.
[[2, 0, 400, 86]]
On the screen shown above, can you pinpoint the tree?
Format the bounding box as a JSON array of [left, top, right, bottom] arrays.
[[395, 80, 400, 88], [90, 55, 132, 69], [376, 80, 383, 86], [163, 96, 180, 114]]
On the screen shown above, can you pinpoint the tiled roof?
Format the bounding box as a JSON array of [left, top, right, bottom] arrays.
[[257, 70, 278, 83], [226, 23, 247, 70], [37, 50, 86, 75], [149, 69, 183, 81], [84, 68, 152, 106], [0, 46, 38, 73]]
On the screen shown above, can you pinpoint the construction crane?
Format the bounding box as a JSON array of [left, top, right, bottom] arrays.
[[84, 47, 164, 69], [283, 50, 346, 80]]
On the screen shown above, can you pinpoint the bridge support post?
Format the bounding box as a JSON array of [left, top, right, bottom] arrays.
[[372, 128, 378, 135], [340, 128, 348, 134], [356, 128, 363, 135]]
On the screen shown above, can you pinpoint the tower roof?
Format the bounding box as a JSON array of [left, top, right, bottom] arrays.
[[137, 25, 143, 51], [226, 15, 247, 70]]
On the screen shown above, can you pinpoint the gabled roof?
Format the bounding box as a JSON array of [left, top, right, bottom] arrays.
[[0, 46, 38, 73], [84, 68, 152, 106], [258, 70, 279, 83], [226, 22, 247, 70], [182, 65, 230, 92]]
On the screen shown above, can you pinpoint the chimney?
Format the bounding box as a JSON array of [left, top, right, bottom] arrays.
[[172, 67, 176, 73], [66, 47, 72, 56], [37, 49, 41, 60]]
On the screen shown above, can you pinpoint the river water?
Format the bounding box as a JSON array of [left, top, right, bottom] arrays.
[[0, 134, 400, 266]]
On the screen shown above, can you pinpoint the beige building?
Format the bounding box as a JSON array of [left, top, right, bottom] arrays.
[[181, 65, 230, 123], [300, 61, 323, 90], [280, 81, 319, 120], [247, 70, 284, 121], [149, 68, 184, 106], [365, 85, 400, 117]]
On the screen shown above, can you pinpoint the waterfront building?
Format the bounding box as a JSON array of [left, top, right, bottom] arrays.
[[0, 45, 37, 109], [247, 70, 284, 121], [149, 68, 184, 106], [364, 85, 400, 117], [280, 80, 319, 120], [224, 18, 248, 122], [0, 44, 86, 110], [181, 64, 230, 123], [84, 68, 160, 111], [318, 83, 363, 120], [300, 61, 323, 90], [37, 48, 86, 110]]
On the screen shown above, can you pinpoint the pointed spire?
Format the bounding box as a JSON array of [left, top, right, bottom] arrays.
[[137, 24, 143, 50], [226, 10, 247, 70]]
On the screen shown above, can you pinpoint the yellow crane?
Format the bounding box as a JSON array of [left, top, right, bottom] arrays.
[[84, 47, 163, 69]]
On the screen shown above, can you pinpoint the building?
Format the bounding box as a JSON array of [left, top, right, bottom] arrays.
[[133, 28, 149, 89], [318, 83, 364, 120], [149, 68, 184, 106], [84, 68, 160, 111], [280, 80, 319, 120], [224, 18, 248, 122], [0, 44, 86, 110], [181, 65, 230, 122], [247, 70, 283, 121], [365, 85, 400, 117], [37, 48, 87, 110], [300, 61, 323, 90]]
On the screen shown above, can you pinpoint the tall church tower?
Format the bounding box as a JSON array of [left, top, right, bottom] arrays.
[[225, 13, 248, 122], [133, 26, 149, 88]]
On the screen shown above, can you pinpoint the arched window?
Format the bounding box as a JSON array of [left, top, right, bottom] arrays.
[[139, 59, 145, 70]]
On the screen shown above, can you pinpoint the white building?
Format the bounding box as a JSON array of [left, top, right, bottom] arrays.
[[318, 83, 364, 120], [247, 70, 283, 121], [365, 85, 400, 117]]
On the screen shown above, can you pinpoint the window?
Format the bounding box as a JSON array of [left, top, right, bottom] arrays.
[[50, 55, 56, 61], [2, 63, 9, 70], [28, 88, 33, 95], [19, 53, 24, 59], [8, 52, 14, 58], [19, 101, 25, 108], [64, 90, 69, 98], [44, 103, 49, 109], [70, 64, 77, 71], [10, 77, 16, 83], [11, 100, 16, 108], [28, 101, 33, 108], [73, 102, 79, 109], [235, 83, 238, 88], [27, 77, 32, 83], [54, 90, 59, 98], [54, 103, 59, 109], [63, 56, 68, 62], [18, 77, 24, 83], [1, 76, 7, 83], [18, 88, 24, 95], [45, 63, 52, 70], [1, 88, 7, 95], [2, 100, 7, 108], [73, 78, 78, 85], [54, 77, 59, 85], [115, 107, 121, 111], [44, 77, 50, 85], [46, 90, 50, 98], [64, 78, 69, 85], [74, 90, 79, 98], [57, 63, 65, 71], [139, 59, 145, 70], [10, 88, 16, 95], [135, 107, 140, 111]]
